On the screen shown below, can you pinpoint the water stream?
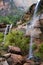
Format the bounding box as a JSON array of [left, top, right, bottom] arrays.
[[2, 25, 9, 44], [3, 24, 12, 44], [27, 0, 40, 59], [9, 24, 13, 32]]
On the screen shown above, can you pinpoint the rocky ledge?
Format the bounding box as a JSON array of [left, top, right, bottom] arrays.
[[0, 46, 43, 65]]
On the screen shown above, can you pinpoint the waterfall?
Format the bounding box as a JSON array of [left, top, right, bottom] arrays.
[[4, 25, 9, 35], [3, 24, 12, 44], [29, 35, 34, 59], [27, 0, 40, 59], [9, 24, 13, 32], [3, 25, 9, 44]]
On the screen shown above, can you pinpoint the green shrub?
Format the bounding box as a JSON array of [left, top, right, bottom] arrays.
[[32, 43, 37, 51], [34, 52, 41, 58], [0, 16, 11, 24], [0, 32, 4, 43], [34, 43, 43, 61], [4, 30, 30, 55], [39, 43, 43, 61], [39, 43, 43, 53], [0, 33, 4, 54], [0, 14, 21, 26]]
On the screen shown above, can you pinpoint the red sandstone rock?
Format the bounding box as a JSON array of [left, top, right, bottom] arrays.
[[24, 59, 35, 65], [7, 54, 25, 65], [0, 58, 5, 62], [40, 62, 43, 65], [23, 63, 31, 65], [0, 23, 6, 28], [3, 53, 11, 59], [10, 54, 24, 65], [8, 46, 21, 54]]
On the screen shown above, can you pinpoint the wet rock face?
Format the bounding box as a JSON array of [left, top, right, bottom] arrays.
[[39, 13, 43, 34], [29, 4, 36, 14], [23, 56, 41, 65], [39, 19, 43, 33], [26, 13, 43, 38], [22, 4, 36, 22], [37, 0, 43, 13]]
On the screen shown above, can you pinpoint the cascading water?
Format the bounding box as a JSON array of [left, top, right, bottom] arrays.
[[4, 25, 9, 35], [27, 0, 40, 59], [9, 24, 12, 32], [3, 24, 12, 44], [3, 25, 9, 44]]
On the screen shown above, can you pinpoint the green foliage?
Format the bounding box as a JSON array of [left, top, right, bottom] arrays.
[[0, 32, 7, 55], [4, 30, 30, 55], [34, 43, 43, 61], [32, 44, 37, 51], [39, 43, 43, 53], [0, 14, 22, 26], [34, 52, 41, 58], [0, 16, 11, 24], [7, 15, 21, 26], [0, 32, 4, 43]]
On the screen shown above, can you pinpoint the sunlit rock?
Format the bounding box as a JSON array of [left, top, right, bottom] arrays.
[[7, 54, 25, 65], [3, 53, 11, 59], [8, 46, 22, 55]]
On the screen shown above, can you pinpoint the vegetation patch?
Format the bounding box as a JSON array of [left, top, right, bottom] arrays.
[[4, 30, 30, 55]]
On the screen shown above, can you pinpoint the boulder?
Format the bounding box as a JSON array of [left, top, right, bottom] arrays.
[[0, 58, 8, 65], [3, 53, 11, 59], [7, 57, 14, 65], [24, 59, 35, 65], [7, 54, 25, 65], [0, 58, 5, 62], [8, 46, 22, 55], [0, 23, 6, 28], [11, 54, 24, 64], [23, 63, 31, 65]]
